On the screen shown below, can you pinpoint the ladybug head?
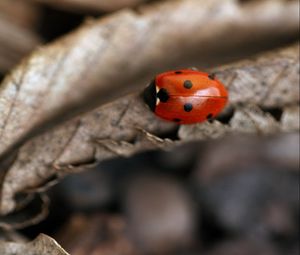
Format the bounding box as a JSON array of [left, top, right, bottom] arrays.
[[143, 79, 156, 112]]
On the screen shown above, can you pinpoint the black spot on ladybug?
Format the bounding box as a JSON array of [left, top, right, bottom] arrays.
[[183, 80, 193, 89], [184, 103, 193, 112], [208, 73, 216, 80], [175, 71, 183, 74], [143, 79, 156, 111], [206, 113, 213, 120], [173, 118, 181, 122], [157, 88, 169, 103]]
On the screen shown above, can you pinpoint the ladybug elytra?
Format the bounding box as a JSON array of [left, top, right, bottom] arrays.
[[143, 69, 228, 124]]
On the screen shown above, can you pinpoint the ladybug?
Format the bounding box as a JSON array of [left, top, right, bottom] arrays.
[[143, 69, 228, 124]]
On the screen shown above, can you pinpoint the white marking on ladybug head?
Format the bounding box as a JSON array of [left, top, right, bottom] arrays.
[[156, 86, 160, 105]]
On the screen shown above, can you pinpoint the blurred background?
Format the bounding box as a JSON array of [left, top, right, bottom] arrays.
[[20, 134, 299, 255], [0, 0, 299, 254]]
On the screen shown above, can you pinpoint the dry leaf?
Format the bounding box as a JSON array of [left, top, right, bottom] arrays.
[[0, 0, 40, 29], [0, 43, 298, 216], [0, 193, 49, 229], [0, 0, 299, 164], [0, 14, 41, 72], [0, 234, 69, 255], [0, 230, 27, 243], [30, 0, 147, 12], [281, 105, 300, 131]]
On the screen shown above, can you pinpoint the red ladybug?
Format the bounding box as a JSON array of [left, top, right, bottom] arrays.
[[143, 69, 228, 124]]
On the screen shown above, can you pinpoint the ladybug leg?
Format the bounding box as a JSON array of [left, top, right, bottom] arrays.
[[206, 113, 215, 123], [208, 73, 216, 80]]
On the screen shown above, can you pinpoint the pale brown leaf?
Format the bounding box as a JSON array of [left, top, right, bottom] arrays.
[[0, 193, 49, 229], [0, 0, 40, 29], [29, 0, 146, 12], [0, 234, 69, 255], [0, 44, 298, 215], [0, 12, 41, 72], [0, 0, 299, 164]]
